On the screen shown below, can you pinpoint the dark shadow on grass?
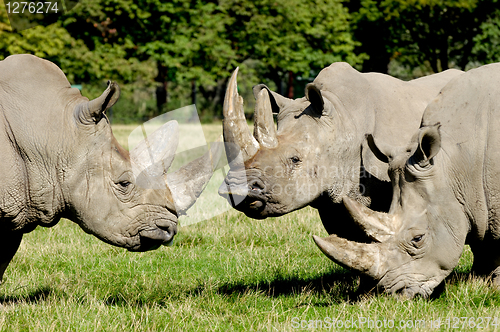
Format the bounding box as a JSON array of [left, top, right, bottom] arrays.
[[202, 269, 370, 304], [0, 286, 52, 305], [101, 270, 364, 308], [446, 271, 475, 285]]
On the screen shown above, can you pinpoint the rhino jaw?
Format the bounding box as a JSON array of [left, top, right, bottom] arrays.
[[122, 211, 178, 252]]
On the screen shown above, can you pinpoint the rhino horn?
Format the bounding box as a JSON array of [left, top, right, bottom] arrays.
[[167, 137, 223, 214], [130, 121, 179, 180], [223, 68, 260, 163], [343, 197, 396, 242], [252, 84, 293, 110], [253, 88, 278, 148], [76, 80, 120, 124], [128, 121, 179, 213], [313, 234, 385, 279]]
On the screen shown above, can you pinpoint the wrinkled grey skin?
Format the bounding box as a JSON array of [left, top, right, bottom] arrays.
[[219, 63, 462, 241], [0, 55, 220, 284], [314, 63, 500, 298]]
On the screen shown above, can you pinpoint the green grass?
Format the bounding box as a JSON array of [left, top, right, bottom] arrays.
[[2, 124, 500, 331]]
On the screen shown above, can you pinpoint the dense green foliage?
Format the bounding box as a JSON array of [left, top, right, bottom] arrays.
[[349, 0, 500, 78]]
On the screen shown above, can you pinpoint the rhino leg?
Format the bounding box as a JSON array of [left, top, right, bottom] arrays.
[[0, 231, 23, 285], [470, 241, 500, 288], [489, 267, 500, 289]]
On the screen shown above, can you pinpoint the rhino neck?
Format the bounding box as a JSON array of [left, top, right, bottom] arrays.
[[312, 194, 374, 242], [0, 93, 77, 231]]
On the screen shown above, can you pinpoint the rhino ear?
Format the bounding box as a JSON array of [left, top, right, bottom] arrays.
[[75, 80, 120, 124], [305, 83, 324, 116], [366, 134, 390, 163], [414, 124, 441, 166]]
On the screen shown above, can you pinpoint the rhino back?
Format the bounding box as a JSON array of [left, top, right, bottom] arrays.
[[0, 55, 83, 231], [313, 63, 459, 181], [363, 69, 463, 150], [422, 63, 500, 240], [312, 64, 434, 145]]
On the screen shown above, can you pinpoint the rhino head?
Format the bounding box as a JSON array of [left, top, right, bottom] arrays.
[[313, 125, 468, 298], [66, 81, 221, 251], [218, 68, 361, 219]]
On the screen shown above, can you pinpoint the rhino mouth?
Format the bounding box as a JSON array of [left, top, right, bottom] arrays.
[[378, 272, 445, 299], [218, 177, 272, 218], [129, 216, 178, 252], [219, 191, 267, 216], [236, 196, 268, 218]]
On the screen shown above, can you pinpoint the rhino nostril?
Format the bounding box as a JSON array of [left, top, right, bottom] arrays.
[[155, 220, 177, 241], [249, 179, 265, 192]]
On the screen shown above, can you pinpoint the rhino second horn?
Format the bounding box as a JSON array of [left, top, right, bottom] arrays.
[[223, 68, 260, 163], [167, 138, 223, 214], [313, 234, 384, 279], [253, 89, 278, 148], [342, 197, 395, 242]]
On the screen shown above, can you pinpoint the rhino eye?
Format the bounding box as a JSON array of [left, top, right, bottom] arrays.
[[412, 234, 424, 243], [119, 180, 131, 188], [290, 156, 301, 164]]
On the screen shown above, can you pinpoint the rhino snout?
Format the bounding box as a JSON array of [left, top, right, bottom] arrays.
[[219, 175, 267, 210], [248, 178, 265, 193], [131, 219, 177, 252]]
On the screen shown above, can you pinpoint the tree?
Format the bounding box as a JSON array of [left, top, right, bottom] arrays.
[[472, 8, 500, 64], [1, 0, 365, 117], [61, 0, 237, 114], [349, 0, 497, 75], [223, 0, 365, 96]]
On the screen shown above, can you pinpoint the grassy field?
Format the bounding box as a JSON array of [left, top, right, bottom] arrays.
[[1, 123, 500, 331]]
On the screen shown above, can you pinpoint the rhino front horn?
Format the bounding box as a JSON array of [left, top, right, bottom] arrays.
[[312, 234, 385, 279], [222, 68, 260, 163], [130, 120, 179, 189], [167, 138, 223, 214]]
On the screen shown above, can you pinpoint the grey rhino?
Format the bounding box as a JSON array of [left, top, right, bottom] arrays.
[[0, 54, 220, 283], [219, 64, 462, 241], [314, 62, 500, 298]]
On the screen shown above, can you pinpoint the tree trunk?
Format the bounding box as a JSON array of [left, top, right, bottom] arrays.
[[191, 80, 197, 106], [287, 71, 294, 99]]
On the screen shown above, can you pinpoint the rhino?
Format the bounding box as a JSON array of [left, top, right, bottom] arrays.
[[218, 64, 462, 242], [314, 62, 500, 298], [0, 54, 220, 283]]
